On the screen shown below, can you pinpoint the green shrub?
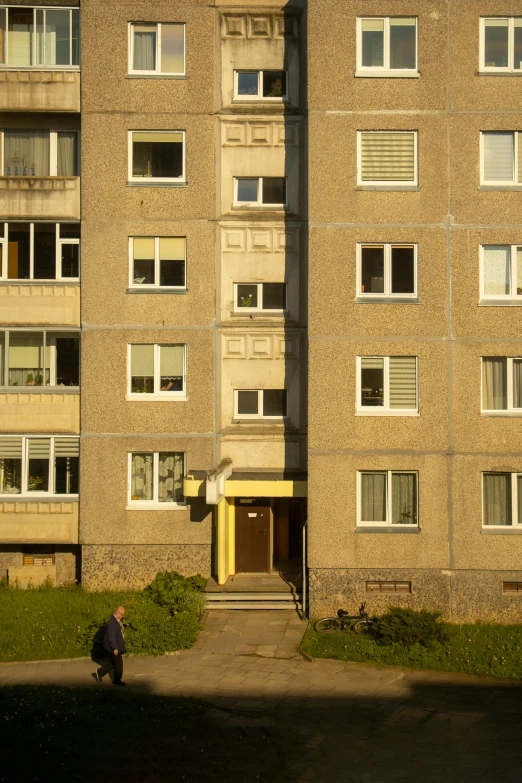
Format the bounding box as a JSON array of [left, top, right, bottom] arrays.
[[145, 570, 207, 617], [374, 607, 450, 649]]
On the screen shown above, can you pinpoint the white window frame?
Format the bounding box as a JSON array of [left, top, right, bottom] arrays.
[[233, 69, 288, 101], [356, 131, 418, 187], [0, 435, 79, 498], [356, 17, 419, 77], [128, 236, 186, 290], [127, 452, 186, 509], [480, 131, 520, 186], [128, 22, 186, 77], [480, 18, 522, 73], [356, 356, 418, 416], [0, 6, 80, 70], [233, 282, 287, 313], [481, 357, 522, 414], [127, 343, 187, 400], [234, 389, 288, 420], [0, 222, 80, 281], [0, 328, 80, 388], [128, 130, 186, 184], [233, 177, 287, 207], [1, 129, 79, 176], [482, 472, 522, 528], [480, 244, 522, 302], [356, 243, 417, 300], [356, 470, 419, 527]]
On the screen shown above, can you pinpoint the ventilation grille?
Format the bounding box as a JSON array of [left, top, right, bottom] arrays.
[[366, 580, 412, 594]]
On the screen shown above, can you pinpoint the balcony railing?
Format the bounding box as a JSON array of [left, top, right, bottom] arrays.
[[0, 176, 80, 220], [0, 71, 80, 112]]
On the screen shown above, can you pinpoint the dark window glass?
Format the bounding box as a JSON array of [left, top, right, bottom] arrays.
[[362, 26, 384, 67], [132, 140, 183, 178], [237, 72, 259, 95], [60, 244, 79, 278], [59, 223, 80, 239], [237, 391, 259, 415], [8, 223, 30, 279], [515, 25, 522, 70], [262, 178, 286, 205], [133, 257, 154, 284], [361, 360, 384, 407], [391, 246, 415, 294], [485, 22, 509, 67], [389, 24, 416, 69], [262, 71, 286, 97], [28, 460, 49, 492], [361, 247, 384, 293], [237, 179, 259, 202], [56, 337, 79, 386], [263, 390, 287, 417], [160, 259, 184, 287], [262, 283, 286, 310], [55, 456, 78, 494], [33, 223, 56, 279], [237, 284, 258, 308]]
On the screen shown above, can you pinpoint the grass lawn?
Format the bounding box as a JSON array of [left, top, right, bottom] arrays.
[[0, 587, 199, 663], [302, 621, 522, 681], [0, 686, 290, 783]]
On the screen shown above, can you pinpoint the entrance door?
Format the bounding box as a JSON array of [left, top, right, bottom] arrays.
[[235, 498, 270, 573]]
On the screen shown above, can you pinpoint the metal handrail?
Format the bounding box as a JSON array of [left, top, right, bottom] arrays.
[[302, 521, 307, 617]]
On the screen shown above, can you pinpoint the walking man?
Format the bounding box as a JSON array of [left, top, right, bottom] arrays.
[[92, 606, 127, 687]]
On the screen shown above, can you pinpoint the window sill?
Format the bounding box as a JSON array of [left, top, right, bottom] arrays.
[[355, 410, 419, 417], [481, 527, 522, 534], [126, 74, 187, 80], [232, 311, 286, 317], [356, 526, 420, 533], [0, 495, 79, 501], [479, 185, 522, 191], [126, 181, 188, 188], [126, 504, 187, 511], [479, 300, 522, 307], [232, 97, 288, 104], [478, 71, 522, 77], [233, 204, 288, 210], [0, 279, 80, 286], [1, 387, 80, 394], [480, 411, 522, 417], [232, 418, 287, 424], [354, 70, 420, 79], [126, 395, 187, 402], [126, 288, 188, 295], [356, 185, 419, 192], [355, 297, 419, 305]]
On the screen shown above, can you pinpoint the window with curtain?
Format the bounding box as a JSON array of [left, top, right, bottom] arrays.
[[358, 356, 417, 413], [130, 131, 185, 181], [481, 132, 522, 185], [359, 471, 418, 526], [359, 18, 417, 73], [2, 7, 79, 67], [358, 131, 417, 185], [482, 473, 522, 526], [130, 236, 186, 288], [3, 131, 79, 177], [359, 244, 416, 298], [129, 344, 186, 396], [0, 329, 79, 388], [481, 245, 522, 300], [482, 357, 522, 412], [0, 436, 79, 496], [130, 23, 185, 75], [130, 452, 185, 506], [482, 18, 522, 71]]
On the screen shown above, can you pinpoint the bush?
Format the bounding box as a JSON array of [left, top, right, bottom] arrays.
[[145, 570, 207, 617], [374, 607, 450, 649]]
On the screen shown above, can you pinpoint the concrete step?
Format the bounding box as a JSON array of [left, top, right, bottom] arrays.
[[206, 592, 302, 601], [207, 601, 303, 610]]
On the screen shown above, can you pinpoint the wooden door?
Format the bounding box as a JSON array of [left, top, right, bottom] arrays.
[[235, 499, 270, 573]]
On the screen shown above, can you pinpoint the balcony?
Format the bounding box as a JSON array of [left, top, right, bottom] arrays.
[[0, 391, 79, 433], [0, 70, 80, 112], [0, 177, 80, 220], [0, 499, 78, 545], [0, 283, 80, 327]]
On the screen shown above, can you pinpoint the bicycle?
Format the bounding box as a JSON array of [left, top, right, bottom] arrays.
[[314, 602, 376, 634]]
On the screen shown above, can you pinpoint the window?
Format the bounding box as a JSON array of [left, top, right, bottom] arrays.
[[129, 237, 186, 289], [480, 245, 522, 301], [129, 452, 185, 507], [481, 132, 522, 185], [129, 23, 185, 76], [23, 551, 55, 566], [0, 222, 79, 280], [0, 436, 79, 496], [357, 356, 417, 415], [0, 330, 79, 387], [357, 17, 417, 76], [481, 18, 522, 72], [129, 131, 185, 183], [366, 581, 412, 593], [358, 471, 418, 527], [234, 177, 287, 207], [2, 130, 79, 176], [0, 6, 79, 68], [234, 70, 287, 99], [482, 357, 522, 413], [357, 244, 417, 299], [129, 344, 186, 398], [234, 389, 287, 419], [483, 472, 522, 527], [234, 283, 286, 313], [357, 131, 417, 186], [503, 582, 522, 593]]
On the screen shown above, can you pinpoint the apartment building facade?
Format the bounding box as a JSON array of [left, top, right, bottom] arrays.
[[1, 0, 522, 622]]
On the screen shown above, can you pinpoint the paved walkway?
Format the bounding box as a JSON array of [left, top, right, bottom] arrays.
[[2, 610, 522, 782]]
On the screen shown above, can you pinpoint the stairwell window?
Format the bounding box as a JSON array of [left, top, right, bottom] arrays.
[[0, 330, 79, 387], [0, 436, 79, 496], [357, 131, 418, 187], [357, 244, 417, 299], [0, 7, 79, 68], [129, 452, 185, 507], [482, 357, 522, 414], [0, 222, 79, 280], [481, 132, 522, 186], [357, 356, 418, 415], [481, 18, 522, 72], [234, 389, 287, 420], [357, 471, 418, 527], [129, 23, 185, 76], [128, 344, 186, 398], [129, 237, 186, 289], [483, 473, 522, 527], [234, 177, 287, 207], [2, 130, 79, 176], [234, 283, 286, 313], [234, 70, 287, 100], [356, 18, 418, 77], [129, 131, 185, 184], [481, 245, 522, 301]]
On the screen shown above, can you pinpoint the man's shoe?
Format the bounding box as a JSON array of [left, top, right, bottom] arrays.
[[92, 670, 102, 684], [112, 681, 127, 687]]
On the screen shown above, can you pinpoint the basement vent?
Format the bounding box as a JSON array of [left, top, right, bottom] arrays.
[[366, 580, 412, 594], [23, 554, 55, 567], [503, 582, 522, 594]]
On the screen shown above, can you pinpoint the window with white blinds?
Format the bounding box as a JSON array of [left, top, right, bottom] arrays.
[[0, 436, 79, 496], [357, 356, 418, 414], [481, 132, 522, 185], [358, 131, 417, 185]]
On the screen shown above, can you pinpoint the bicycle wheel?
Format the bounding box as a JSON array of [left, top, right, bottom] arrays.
[[352, 619, 376, 635], [314, 617, 342, 633]]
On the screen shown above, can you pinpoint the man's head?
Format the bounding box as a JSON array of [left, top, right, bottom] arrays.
[[114, 606, 125, 620]]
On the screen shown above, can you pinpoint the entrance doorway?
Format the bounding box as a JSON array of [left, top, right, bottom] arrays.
[[235, 498, 270, 573]]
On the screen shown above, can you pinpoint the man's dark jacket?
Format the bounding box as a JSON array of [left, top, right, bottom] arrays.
[[103, 615, 126, 653]]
